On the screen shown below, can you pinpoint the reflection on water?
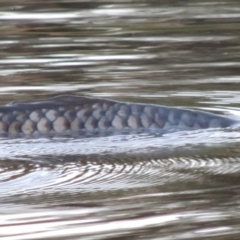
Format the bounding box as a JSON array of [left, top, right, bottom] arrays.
[[0, 0, 240, 239], [1, 150, 240, 239]]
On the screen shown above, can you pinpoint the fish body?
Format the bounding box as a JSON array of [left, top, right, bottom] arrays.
[[0, 95, 238, 138]]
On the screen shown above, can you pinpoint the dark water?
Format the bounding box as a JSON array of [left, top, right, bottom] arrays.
[[1, 0, 240, 239]]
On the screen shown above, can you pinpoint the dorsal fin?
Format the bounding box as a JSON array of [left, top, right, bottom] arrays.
[[47, 95, 119, 105], [6, 95, 120, 109]]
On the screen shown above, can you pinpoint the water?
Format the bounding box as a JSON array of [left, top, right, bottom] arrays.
[[1, 0, 240, 239]]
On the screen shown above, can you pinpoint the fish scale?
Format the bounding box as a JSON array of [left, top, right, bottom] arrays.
[[0, 95, 238, 138]]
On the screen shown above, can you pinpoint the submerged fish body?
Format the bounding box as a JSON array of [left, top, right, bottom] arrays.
[[0, 95, 238, 138]]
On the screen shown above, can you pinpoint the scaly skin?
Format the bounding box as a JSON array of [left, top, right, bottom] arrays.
[[0, 95, 238, 137]]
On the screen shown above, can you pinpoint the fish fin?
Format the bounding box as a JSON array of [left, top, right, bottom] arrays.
[[6, 95, 119, 108]]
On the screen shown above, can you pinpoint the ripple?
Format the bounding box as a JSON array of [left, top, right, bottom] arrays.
[[1, 128, 240, 198], [1, 150, 240, 199]]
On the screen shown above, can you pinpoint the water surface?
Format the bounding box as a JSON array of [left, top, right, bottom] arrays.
[[0, 0, 240, 239]]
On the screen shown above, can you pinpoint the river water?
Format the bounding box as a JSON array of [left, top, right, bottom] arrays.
[[1, 1, 240, 239]]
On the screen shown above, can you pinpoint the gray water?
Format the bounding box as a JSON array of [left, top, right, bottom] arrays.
[[1, 0, 240, 239]]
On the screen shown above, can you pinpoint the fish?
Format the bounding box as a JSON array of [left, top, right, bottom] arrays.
[[0, 95, 238, 138]]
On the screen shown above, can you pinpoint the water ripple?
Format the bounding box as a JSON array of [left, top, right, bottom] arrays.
[[1, 149, 240, 199]]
